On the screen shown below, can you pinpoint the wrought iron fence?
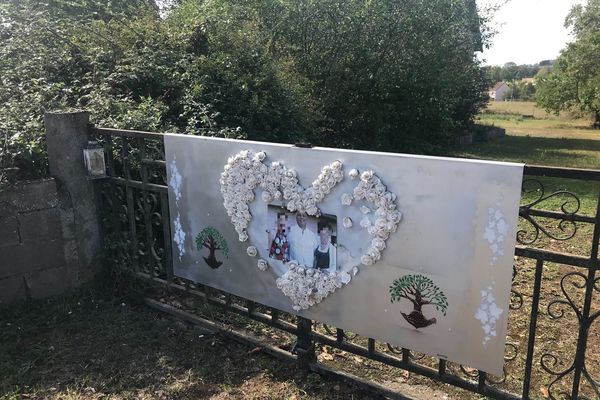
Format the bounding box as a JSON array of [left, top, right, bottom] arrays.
[[92, 126, 600, 400]]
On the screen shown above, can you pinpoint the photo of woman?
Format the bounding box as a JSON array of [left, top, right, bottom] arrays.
[[313, 221, 336, 271]]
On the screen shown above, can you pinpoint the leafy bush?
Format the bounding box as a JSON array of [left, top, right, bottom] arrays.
[[0, 0, 489, 183]]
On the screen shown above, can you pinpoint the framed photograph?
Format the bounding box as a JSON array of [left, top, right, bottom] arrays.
[[266, 205, 337, 275]]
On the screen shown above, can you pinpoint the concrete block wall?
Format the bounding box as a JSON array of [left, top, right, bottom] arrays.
[[0, 179, 79, 305], [0, 112, 103, 305]]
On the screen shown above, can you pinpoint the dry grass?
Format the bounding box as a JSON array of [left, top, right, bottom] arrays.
[[482, 101, 580, 121], [0, 287, 382, 400]]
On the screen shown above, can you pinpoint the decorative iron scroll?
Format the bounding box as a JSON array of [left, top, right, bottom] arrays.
[[383, 344, 427, 362], [541, 271, 591, 400], [510, 264, 524, 311], [321, 323, 358, 340], [517, 179, 581, 245]]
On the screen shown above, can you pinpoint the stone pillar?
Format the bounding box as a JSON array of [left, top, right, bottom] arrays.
[[45, 111, 101, 283]]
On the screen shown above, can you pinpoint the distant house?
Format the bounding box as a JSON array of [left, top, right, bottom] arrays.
[[489, 82, 509, 101]]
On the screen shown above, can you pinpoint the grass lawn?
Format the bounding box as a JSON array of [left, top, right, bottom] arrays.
[[454, 101, 600, 169]]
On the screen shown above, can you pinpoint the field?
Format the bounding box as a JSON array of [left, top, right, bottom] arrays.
[[455, 101, 600, 169]]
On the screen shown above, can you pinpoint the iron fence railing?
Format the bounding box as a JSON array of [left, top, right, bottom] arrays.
[[92, 126, 600, 400]]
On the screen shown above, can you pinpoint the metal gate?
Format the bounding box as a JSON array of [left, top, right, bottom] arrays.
[[93, 126, 600, 400]]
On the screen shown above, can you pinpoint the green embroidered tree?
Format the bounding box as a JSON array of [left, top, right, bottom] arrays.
[[390, 274, 448, 329], [195, 227, 229, 269]]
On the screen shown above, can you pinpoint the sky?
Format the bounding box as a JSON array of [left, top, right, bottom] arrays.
[[476, 0, 587, 66]]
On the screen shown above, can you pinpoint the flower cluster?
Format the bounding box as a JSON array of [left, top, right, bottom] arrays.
[[220, 150, 402, 310], [283, 160, 344, 216], [350, 170, 402, 266], [276, 262, 352, 310], [220, 150, 268, 241], [221, 150, 344, 241]]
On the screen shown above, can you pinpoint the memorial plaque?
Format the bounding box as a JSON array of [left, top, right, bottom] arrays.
[[165, 134, 523, 374]]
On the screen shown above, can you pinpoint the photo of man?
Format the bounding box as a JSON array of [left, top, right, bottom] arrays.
[[288, 212, 318, 267]]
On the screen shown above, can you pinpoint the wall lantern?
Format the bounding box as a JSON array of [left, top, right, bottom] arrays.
[[83, 140, 107, 179]]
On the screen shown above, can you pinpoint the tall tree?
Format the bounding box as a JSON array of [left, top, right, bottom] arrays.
[[536, 0, 600, 127]]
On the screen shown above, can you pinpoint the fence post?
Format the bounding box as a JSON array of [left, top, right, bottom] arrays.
[[295, 316, 316, 370], [44, 111, 102, 283]]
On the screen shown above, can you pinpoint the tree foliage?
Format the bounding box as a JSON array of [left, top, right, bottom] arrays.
[[1, 0, 490, 182], [485, 62, 548, 83], [390, 274, 448, 315], [536, 0, 600, 127]]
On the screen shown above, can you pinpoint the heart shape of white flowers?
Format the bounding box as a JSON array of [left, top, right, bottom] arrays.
[[220, 150, 401, 311]]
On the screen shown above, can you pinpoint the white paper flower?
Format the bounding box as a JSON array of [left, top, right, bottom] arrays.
[[258, 259, 269, 271], [348, 168, 359, 180], [306, 206, 319, 216], [340, 272, 351, 284], [368, 247, 381, 262], [360, 216, 371, 228], [360, 205, 371, 214], [246, 246, 258, 257], [262, 191, 273, 203], [360, 170, 374, 182], [341, 193, 353, 206], [343, 216, 353, 229], [374, 183, 386, 195], [361, 254, 374, 266], [388, 210, 402, 224], [372, 238, 386, 251]]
